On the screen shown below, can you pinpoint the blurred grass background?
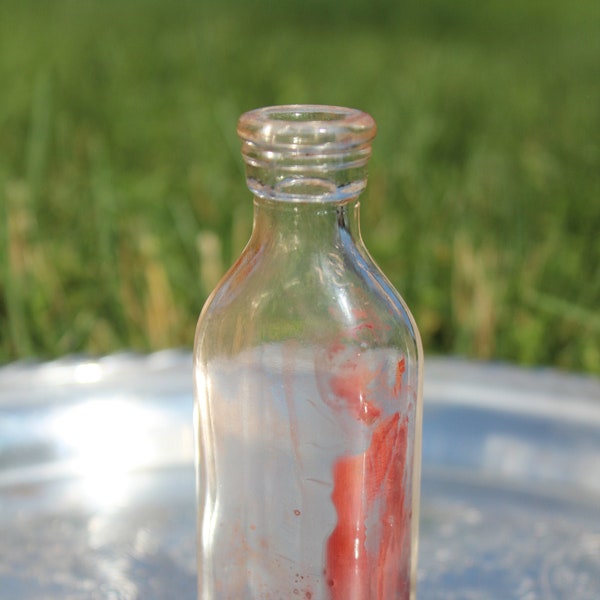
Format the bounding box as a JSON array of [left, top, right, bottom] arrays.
[[0, 0, 599, 373]]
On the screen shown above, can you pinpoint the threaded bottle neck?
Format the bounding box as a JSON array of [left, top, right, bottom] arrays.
[[237, 105, 376, 203]]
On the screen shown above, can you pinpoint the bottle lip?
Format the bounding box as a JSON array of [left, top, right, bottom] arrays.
[[237, 104, 376, 151]]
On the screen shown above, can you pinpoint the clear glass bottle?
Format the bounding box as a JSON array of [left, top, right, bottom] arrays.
[[194, 105, 423, 600]]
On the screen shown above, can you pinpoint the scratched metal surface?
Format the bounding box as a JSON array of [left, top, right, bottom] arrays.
[[1, 352, 599, 599]]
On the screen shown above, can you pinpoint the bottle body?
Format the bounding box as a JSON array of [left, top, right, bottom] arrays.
[[194, 106, 423, 599]]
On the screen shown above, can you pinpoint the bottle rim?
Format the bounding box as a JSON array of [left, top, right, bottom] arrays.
[[237, 104, 376, 151]]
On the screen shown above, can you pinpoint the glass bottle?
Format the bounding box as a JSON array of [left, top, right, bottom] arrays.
[[194, 105, 423, 600]]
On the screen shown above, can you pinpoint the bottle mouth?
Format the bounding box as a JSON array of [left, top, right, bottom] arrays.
[[237, 105, 376, 151], [237, 105, 377, 202]]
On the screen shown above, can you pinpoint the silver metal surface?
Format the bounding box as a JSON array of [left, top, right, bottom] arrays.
[[1, 352, 599, 599]]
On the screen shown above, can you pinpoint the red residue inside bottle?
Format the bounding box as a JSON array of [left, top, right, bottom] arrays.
[[325, 354, 410, 599]]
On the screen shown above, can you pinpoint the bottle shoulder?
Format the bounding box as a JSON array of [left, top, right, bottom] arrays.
[[195, 236, 420, 358]]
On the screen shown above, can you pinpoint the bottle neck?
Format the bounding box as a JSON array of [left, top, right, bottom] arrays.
[[250, 196, 363, 253], [237, 105, 375, 255]]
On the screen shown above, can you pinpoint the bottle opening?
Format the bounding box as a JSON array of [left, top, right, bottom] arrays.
[[238, 105, 376, 150], [267, 107, 355, 123], [237, 105, 377, 202]]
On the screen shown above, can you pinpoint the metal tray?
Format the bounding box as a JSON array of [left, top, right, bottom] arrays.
[[1, 352, 599, 599]]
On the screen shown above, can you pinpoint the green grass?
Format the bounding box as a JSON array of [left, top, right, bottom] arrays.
[[1, 0, 599, 373]]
